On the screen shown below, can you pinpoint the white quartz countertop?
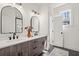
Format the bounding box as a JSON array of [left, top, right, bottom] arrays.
[[0, 35, 47, 49]]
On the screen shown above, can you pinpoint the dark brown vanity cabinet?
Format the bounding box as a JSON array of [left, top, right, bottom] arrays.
[[0, 36, 47, 56]]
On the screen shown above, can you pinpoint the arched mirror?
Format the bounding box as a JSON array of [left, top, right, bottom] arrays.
[[1, 6, 23, 34], [30, 16, 40, 36]]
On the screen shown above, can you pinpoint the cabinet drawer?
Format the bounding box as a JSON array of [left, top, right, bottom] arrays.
[[29, 42, 45, 56], [30, 39, 39, 44], [29, 37, 46, 47], [29, 45, 38, 56], [29, 46, 42, 56]]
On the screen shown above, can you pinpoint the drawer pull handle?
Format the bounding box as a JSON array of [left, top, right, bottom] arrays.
[[33, 47, 37, 49]]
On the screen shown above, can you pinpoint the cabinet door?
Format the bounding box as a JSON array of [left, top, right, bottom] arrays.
[[16, 42, 29, 56], [38, 37, 46, 54], [0, 47, 10, 56], [10, 45, 17, 56], [21, 42, 29, 56], [16, 43, 22, 56], [0, 49, 4, 56], [28, 40, 34, 56], [4, 47, 10, 56]]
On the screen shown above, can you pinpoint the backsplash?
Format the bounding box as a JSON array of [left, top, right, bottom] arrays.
[[0, 34, 12, 40]]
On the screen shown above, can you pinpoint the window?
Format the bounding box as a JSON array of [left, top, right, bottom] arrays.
[[60, 10, 71, 30]]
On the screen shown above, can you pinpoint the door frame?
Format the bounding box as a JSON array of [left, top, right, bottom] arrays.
[[49, 15, 64, 48]]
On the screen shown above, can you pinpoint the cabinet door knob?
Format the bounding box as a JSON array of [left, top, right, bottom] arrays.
[[61, 32, 63, 34], [33, 47, 37, 49]]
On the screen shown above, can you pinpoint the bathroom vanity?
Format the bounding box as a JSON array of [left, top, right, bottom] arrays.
[[0, 35, 47, 56]]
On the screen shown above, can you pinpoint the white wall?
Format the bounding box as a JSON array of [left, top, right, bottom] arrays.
[[64, 4, 79, 51], [38, 4, 48, 35], [38, 4, 50, 50]]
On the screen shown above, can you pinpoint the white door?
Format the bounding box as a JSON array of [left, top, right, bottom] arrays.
[[52, 16, 63, 47]]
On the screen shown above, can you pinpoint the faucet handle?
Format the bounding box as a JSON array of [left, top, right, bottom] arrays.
[[16, 36, 18, 39], [8, 37, 11, 40], [13, 33, 16, 35]]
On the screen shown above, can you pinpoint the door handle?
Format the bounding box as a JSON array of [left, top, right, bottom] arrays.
[[61, 32, 63, 34]]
